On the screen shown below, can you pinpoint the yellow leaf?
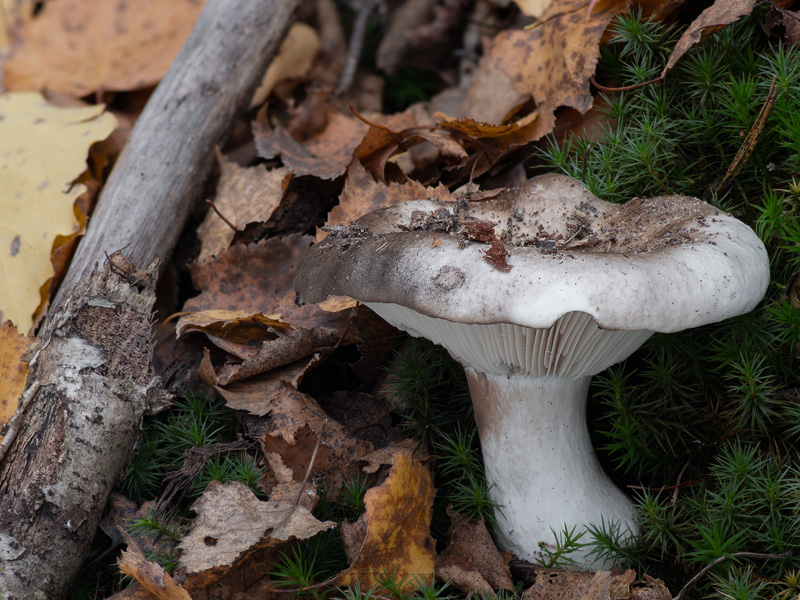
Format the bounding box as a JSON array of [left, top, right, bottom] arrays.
[[250, 22, 321, 108], [338, 449, 435, 590], [0, 92, 117, 333], [318, 296, 358, 312], [0, 320, 33, 442]]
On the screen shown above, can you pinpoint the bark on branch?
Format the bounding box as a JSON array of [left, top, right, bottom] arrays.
[[0, 0, 300, 596], [0, 254, 159, 599]]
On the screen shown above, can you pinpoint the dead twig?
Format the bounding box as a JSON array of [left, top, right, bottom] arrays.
[[206, 199, 243, 232], [673, 551, 792, 600], [712, 77, 778, 196], [336, 0, 380, 95], [591, 73, 663, 93], [155, 440, 257, 513], [294, 419, 328, 506]]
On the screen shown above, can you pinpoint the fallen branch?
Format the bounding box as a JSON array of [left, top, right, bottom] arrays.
[[0, 253, 160, 599]]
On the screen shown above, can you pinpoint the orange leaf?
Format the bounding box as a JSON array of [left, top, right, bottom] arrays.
[[337, 449, 435, 591], [0, 320, 33, 441], [4, 0, 204, 96]]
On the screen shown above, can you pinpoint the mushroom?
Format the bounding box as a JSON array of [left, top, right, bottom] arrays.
[[294, 174, 770, 569]]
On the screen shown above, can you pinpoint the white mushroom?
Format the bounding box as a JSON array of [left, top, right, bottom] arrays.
[[294, 174, 770, 569]]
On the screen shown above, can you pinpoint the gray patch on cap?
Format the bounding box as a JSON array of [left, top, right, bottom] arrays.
[[433, 266, 466, 291]]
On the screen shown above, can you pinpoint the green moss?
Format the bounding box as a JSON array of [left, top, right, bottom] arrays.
[[534, 7, 800, 597]]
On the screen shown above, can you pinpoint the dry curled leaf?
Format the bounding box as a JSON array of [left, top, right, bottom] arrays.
[[118, 542, 191, 600], [179, 235, 355, 382], [253, 94, 368, 180], [201, 350, 326, 415], [436, 507, 513, 593], [353, 103, 467, 182], [177, 311, 289, 347], [661, 0, 757, 77]]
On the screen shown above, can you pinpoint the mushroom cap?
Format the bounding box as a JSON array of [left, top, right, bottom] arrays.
[[295, 174, 769, 336]]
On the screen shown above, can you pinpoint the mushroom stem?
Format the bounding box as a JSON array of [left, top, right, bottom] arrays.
[[465, 368, 638, 569]]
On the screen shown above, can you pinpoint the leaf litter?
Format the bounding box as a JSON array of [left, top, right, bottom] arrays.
[[0, 0, 774, 597]]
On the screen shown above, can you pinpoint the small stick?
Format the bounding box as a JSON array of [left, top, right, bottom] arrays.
[[627, 475, 709, 493], [591, 74, 663, 93], [349, 104, 406, 151], [671, 460, 689, 505], [580, 142, 591, 181], [714, 77, 778, 195], [561, 224, 588, 247], [673, 551, 792, 600], [206, 199, 242, 232], [336, 0, 380, 95], [294, 419, 328, 506]]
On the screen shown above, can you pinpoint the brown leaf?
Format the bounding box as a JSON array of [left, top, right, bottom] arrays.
[[118, 542, 192, 600], [213, 326, 341, 385], [253, 95, 368, 180], [196, 149, 290, 261], [177, 480, 335, 575], [525, 567, 594, 600], [661, 0, 757, 77], [356, 440, 421, 474], [259, 383, 373, 484], [177, 311, 290, 349], [337, 448, 435, 590], [434, 111, 545, 154], [353, 103, 467, 182], [457, 53, 529, 125], [632, 575, 672, 600], [767, 6, 800, 46], [491, 0, 630, 136], [513, 0, 555, 17], [4, 0, 204, 96], [179, 235, 353, 379], [0, 320, 33, 440], [322, 160, 457, 241], [524, 568, 669, 600], [203, 351, 326, 415], [436, 566, 494, 596], [436, 507, 513, 593]]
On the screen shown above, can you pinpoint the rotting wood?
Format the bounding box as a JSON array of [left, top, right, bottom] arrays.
[[49, 0, 302, 317], [0, 253, 161, 600]]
